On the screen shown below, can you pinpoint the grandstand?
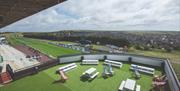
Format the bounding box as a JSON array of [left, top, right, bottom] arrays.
[[0, 44, 40, 72], [0, 43, 42, 84]]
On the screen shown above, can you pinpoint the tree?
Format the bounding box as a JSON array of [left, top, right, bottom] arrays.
[[164, 46, 173, 52]]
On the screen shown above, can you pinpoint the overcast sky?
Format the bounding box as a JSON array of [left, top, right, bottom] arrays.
[[0, 0, 180, 32]]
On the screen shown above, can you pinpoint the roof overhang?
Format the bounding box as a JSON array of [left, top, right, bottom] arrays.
[[0, 0, 66, 28]]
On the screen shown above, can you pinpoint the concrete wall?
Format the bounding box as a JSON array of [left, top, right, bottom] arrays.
[[130, 56, 163, 66], [59, 55, 82, 63], [106, 55, 129, 61], [59, 54, 163, 67], [106, 54, 163, 66], [83, 54, 104, 60]]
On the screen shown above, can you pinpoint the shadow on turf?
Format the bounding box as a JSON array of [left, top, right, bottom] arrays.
[[80, 75, 89, 82], [80, 75, 97, 83], [52, 80, 66, 84]]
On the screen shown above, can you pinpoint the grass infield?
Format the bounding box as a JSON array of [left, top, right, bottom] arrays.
[[6, 35, 81, 58]]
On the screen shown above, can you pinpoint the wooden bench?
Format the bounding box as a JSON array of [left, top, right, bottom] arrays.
[[90, 72, 99, 79], [130, 64, 155, 75], [118, 80, 125, 91], [58, 63, 77, 72], [82, 60, 99, 65], [104, 60, 123, 68]]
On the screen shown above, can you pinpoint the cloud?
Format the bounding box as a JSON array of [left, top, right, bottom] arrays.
[[0, 0, 180, 32]]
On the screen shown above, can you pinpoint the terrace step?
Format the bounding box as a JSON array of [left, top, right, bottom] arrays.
[[0, 72, 12, 84]]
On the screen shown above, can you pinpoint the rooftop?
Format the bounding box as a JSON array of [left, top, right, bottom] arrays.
[[0, 62, 163, 91]]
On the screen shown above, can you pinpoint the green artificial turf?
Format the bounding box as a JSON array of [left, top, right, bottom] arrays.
[[1, 62, 162, 91], [0, 72, 71, 91]]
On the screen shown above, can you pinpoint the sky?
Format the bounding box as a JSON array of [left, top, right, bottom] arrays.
[[0, 0, 180, 32]]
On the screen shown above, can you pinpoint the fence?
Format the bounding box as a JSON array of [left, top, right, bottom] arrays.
[[0, 73, 2, 83], [6, 59, 59, 80], [59, 53, 164, 67], [5, 43, 58, 80], [37, 59, 59, 71], [164, 60, 180, 91]]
